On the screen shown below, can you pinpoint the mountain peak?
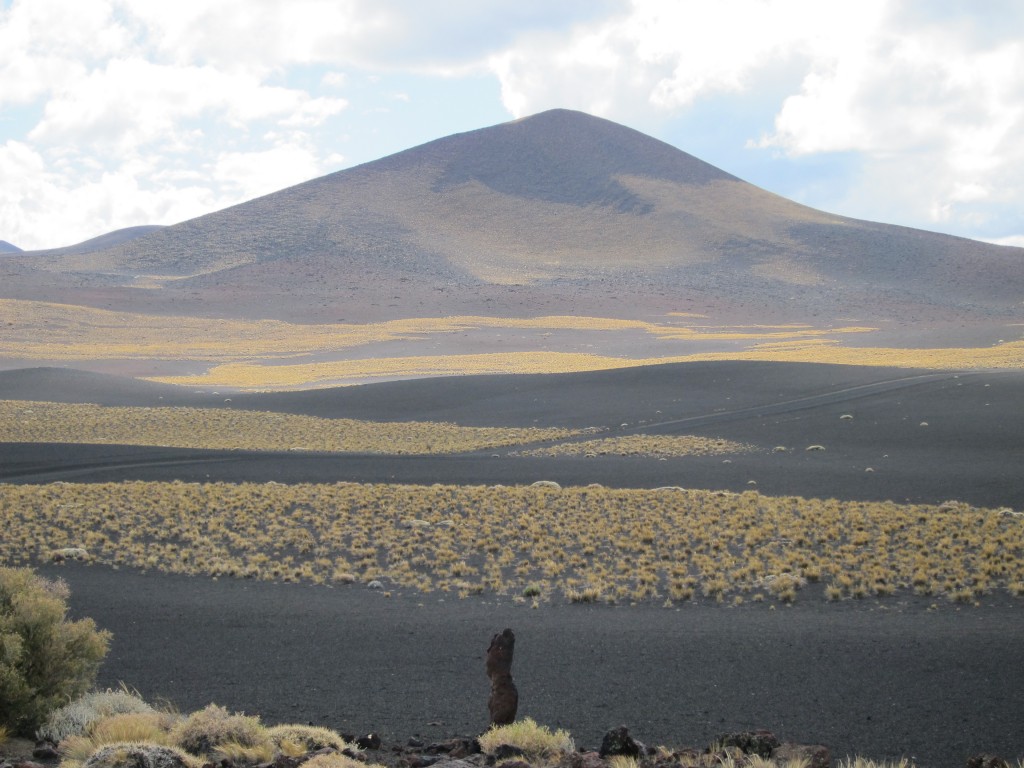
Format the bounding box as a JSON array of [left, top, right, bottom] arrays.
[[368, 107, 736, 212], [3, 109, 1020, 329], [0, 240, 22, 254]]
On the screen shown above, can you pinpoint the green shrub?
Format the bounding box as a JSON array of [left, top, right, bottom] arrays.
[[38, 687, 155, 744], [169, 704, 269, 758], [0, 567, 111, 736]]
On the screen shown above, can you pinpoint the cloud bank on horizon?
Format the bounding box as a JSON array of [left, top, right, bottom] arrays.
[[1, 0, 1022, 251]]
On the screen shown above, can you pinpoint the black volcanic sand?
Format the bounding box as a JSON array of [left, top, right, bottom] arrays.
[[5, 363, 1024, 767], [39, 562, 1024, 768], [2, 362, 1023, 508]]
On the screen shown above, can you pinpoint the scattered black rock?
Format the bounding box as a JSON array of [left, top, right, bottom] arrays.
[[599, 726, 644, 758], [967, 755, 1012, 768], [716, 730, 781, 759], [357, 735, 383, 751], [31, 743, 58, 761], [489, 744, 526, 763]]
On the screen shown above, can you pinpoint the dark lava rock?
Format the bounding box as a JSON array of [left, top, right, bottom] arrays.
[[599, 726, 643, 758], [425, 739, 478, 758], [403, 757, 446, 768], [486, 629, 518, 727], [717, 730, 781, 759], [561, 751, 606, 768], [966, 755, 1011, 768], [356, 734, 382, 751], [490, 745, 526, 762], [32, 743, 59, 761]]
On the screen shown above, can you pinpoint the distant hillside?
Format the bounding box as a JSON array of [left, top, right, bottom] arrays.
[[24, 225, 165, 256], [1, 109, 1021, 326], [0, 240, 21, 254]]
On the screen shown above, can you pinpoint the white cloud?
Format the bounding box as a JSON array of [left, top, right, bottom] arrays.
[[984, 235, 1024, 248], [487, 0, 885, 120], [0, 138, 231, 249], [213, 144, 324, 202], [28, 58, 347, 150], [484, 0, 1024, 239], [754, 6, 1024, 235], [3, 0, 1024, 250]]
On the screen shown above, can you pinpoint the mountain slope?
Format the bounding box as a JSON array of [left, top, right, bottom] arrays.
[[24, 225, 166, 257], [2, 109, 1021, 325], [0, 240, 22, 254]]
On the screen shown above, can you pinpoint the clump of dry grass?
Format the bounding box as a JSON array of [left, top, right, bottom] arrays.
[[266, 724, 351, 756], [168, 704, 269, 759], [478, 718, 574, 763], [39, 688, 155, 744], [59, 713, 179, 767], [836, 758, 917, 768], [79, 742, 199, 768]]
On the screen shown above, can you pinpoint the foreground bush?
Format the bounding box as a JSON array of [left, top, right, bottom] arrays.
[[81, 742, 197, 768], [0, 567, 111, 736], [478, 717, 575, 763], [169, 704, 271, 759], [266, 724, 351, 756], [39, 687, 156, 744], [59, 711, 181, 768]]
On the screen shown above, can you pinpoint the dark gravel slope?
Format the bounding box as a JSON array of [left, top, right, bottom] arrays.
[[41, 562, 1024, 768]]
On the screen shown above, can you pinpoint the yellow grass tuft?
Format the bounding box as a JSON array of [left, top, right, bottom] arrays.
[[837, 758, 917, 768], [478, 718, 575, 763], [266, 724, 351, 755], [169, 704, 269, 759]]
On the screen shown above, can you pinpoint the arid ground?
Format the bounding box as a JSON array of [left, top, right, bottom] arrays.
[[3, 361, 1023, 768]]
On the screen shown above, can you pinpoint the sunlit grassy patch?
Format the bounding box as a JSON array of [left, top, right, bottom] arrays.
[[0, 400, 580, 454], [512, 434, 756, 458], [2, 482, 1021, 605], [146, 342, 1024, 389], [4, 298, 1020, 389], [0, 299, 873, 365]]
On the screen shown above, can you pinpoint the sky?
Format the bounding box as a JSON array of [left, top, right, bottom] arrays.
[[1, 0, 1023, 251]]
